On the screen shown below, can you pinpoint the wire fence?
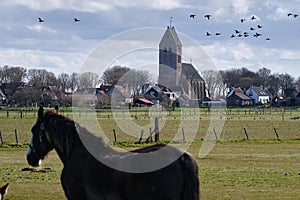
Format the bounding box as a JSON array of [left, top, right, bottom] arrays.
[[0, 107, 299, 145]]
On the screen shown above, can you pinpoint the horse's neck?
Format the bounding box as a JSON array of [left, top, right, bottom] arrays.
[[54, 123, 112, 166]]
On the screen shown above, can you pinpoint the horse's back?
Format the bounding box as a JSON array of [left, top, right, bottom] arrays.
[[62, 144, 199, 200]]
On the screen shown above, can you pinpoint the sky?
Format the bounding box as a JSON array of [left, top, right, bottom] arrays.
[[1, 0, 300, 79]]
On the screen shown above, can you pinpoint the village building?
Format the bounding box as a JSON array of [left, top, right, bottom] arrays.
[[42, 86, 62, 107], [226, 87, 252, 107], [245, 85, 272, 105], [96, 84, 132, 108], [158, 25, 206, 102]]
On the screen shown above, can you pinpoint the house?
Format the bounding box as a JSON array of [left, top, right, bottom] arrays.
[[133, 97, 154, 107], [282, 88, 300, 106], [73, 87, 97, 107], [226, 87, 252, 107], [245, 85, 272, 105], [42, 86, 62, 106], [142, 84, 175, 105], [96, 84, 132, 108], [112, 85, 132, 104]]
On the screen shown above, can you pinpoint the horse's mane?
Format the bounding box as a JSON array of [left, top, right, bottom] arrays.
[[43, 111, 108, 160], [43, 111, 80, 158]]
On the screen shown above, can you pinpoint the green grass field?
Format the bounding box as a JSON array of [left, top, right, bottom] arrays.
[[0, 107, 300, 199]]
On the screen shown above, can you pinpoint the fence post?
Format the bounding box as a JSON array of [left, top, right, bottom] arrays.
[[181, 128, 185, 141], [149, 128, 153, 142], [15, 129, 19, 145], [154, 117, 159, 142], [273, 128, 280, 140], [213, 128, 218, 141], [243, 128, 249, 140], [221, 131, 225, 143], [138, 130, 144, 144], [0, 131, 3, 144], [113, 129, 117, 143]]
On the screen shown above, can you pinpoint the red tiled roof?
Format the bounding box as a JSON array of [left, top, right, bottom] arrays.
[[137, 98, 154, 104]]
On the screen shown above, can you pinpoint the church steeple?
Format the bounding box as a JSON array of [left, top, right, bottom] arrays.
[[158, 25, 182, 87]]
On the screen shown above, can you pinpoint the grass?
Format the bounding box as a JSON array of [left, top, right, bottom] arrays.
[[0, 107, 300, 199], [1, 142, 300, 199]]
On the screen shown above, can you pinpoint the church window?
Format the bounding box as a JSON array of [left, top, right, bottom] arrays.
[[178, 55, 181, 63]]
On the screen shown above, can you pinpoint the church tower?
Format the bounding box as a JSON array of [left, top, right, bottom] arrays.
[[158, 25, 182, 87]]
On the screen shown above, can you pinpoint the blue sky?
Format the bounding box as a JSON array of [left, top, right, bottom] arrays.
[[0, 0, 300, 78]]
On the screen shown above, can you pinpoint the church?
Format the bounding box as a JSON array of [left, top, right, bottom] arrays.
[[158, 25, 206, 100]]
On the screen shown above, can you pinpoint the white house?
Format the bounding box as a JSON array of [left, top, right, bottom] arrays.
[[245, 85, 271, 105]]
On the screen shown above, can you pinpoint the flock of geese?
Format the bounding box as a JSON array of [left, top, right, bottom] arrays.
[[38, 17, 80, 23], [37, 11, 299, 43], [189, 12, 299, 41]]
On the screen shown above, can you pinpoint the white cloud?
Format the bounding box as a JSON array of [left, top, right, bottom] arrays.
[[0, 48, 86, 75], [230, 0, 252, 15], [27, 25, 56, 33], [201, 41, 300, 77], [0, 0, 185, 12]]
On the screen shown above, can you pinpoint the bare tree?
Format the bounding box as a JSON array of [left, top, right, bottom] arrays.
[[277, 73, 295, 95], [57, 73, 70, 92], [267, 75, 280, 96], [27, 69, 57, 88], [101, 66, 130, 85], [257, 67, 271, 87], [78, 72, 99, 89], [69, 73, 79, 93], [118, 69, 152, 94], [202, 70, 224, 98], [0, 65, 27, 83]]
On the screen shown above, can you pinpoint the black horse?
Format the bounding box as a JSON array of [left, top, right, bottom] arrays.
[[27, 106, 199, 200]]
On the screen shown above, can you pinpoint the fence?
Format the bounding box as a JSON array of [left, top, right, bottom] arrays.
[[0, 107, 299, 145]]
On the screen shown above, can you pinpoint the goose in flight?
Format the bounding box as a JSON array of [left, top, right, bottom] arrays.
[[204, 14, 211, 20], [74, 18, 80, 22], [38, 17, 45, 23], [190, 14, 196, 19], [254, 33, 262, 37]]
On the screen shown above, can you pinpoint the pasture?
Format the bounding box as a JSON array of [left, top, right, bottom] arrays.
[[0, 107, 300, 199]]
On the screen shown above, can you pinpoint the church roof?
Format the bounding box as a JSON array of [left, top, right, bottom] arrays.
[[159, 26, 182, 48], [182, 63, 204, 81]]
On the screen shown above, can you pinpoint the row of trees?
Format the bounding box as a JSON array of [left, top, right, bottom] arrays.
[[0, 65, 299, 106], [0, 65, 153, 106], [0, 65, 153, 91], [202, 67, 300, 98]]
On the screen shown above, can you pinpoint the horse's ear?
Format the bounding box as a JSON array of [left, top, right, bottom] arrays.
[[38, 106, 44, 120], [0, 183, 9, 197]]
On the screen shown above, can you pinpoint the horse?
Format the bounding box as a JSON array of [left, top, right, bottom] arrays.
[[0, 183, 9, 200], [27, 106, 199, 200]]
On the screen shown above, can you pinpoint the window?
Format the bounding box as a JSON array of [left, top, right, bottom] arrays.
[[178, 55, 181, 63]]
